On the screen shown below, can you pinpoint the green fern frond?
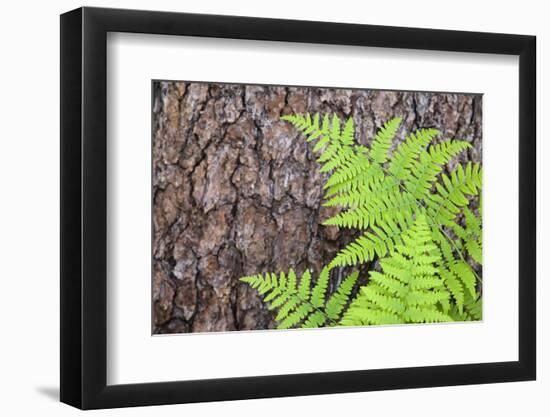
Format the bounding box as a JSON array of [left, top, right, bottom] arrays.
[[428, 140, 472, 164], [340, 117, 355, 147], [288, 116, 478, 280], [323, 153, 378, 192], [283, 112, 482, 268], [369, 117, 402, 163], [325, 272, 359, 319], [463, 204, 483, 264], [404, 140, 472, 200], [388, 128, 440, 180], [329, 214, 413, 268], [449, 290, 482, 321], [440, 267, 464, 313], [310, 266, 330, 308], [341, 215, 452, 326], [430, 227, 479, 312], [323, 162, 389, 203], [323, 189, 416, 230], [282, 112, 357, 173], [243, 113, 483, 329], [448, 260, 477, 299], [427, 163, 482, 227], [240, 267, 359, 329], [297, 269, 311, 299]]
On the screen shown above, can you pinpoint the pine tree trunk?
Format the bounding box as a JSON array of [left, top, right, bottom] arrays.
[[152, 81, 482, 334]]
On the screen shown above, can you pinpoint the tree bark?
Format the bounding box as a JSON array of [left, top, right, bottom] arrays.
[[152, 81, 482, 334]]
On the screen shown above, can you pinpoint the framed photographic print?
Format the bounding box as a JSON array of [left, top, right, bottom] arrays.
[[60, 6, 536, 410]]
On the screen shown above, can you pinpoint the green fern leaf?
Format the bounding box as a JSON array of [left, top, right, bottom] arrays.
[[278, 302, 314, 329], [341, 215, 452, 326], [302, 311, 327, 328], [325, 272, 359, 319], [405, 141, 471, 200], [369, 117, 402, 163], [388, 128, 440, 180], [329, 215, 413, 268], [240, 267, 360, 329], [270, 113, 484, 327], [323, 189, 416, 230], [298, 269, 311, 299], [449, 260, 477, 298], [310, 266, 330, 308], [449, 290, 482, 321], [440, 267, 465, 313]]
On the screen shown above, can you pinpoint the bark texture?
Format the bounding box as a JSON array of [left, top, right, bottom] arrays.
[[152, 81, 482, 334]]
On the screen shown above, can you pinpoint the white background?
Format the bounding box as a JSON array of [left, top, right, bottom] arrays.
[[0, 0, 546, 415], [108, 34, 518, 384]]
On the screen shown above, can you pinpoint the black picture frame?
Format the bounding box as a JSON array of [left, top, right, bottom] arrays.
[[60, 6, 536, 410]]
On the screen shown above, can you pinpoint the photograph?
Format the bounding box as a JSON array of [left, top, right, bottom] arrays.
[[0, 0, 543, 414], [152, 81, 483, 334]]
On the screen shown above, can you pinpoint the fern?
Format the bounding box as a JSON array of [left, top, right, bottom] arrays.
[[281, 113, 357, 174], [370, 117, 402, 163], [240, 112, 482, 329], [240, 268, 359, 329], [341, 215, 451, 325], [283, 113, 482, 310], [448, 290, 482, 321]]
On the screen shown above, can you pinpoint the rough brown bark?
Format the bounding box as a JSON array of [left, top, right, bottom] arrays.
[[152, 81, 482, 334]]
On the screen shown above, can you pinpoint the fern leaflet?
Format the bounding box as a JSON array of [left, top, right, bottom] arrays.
[[240, 267, 359, 329]]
